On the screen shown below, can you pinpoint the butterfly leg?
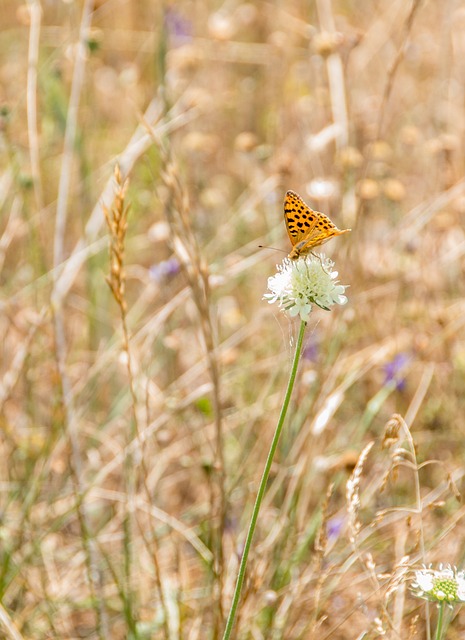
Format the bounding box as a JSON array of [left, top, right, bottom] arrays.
[[310, 251, 327, 269]]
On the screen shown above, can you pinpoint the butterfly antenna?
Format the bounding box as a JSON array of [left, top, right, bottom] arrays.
[[258, 245, 287, 254]]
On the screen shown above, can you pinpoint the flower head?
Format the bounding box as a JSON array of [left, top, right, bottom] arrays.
[[263, 254, 348, 322], [412, 565, 465, 606]]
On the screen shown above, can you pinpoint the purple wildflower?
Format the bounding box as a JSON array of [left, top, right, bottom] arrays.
[[303, 339, 319, 362], [327, 516, 344, 541], [164, 8, 192, 45], [149, 258, 180, 282], [383, 352, 410, 391]]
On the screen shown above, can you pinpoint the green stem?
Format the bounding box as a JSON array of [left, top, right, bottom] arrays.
[[435, 602, 445, 640], [222, 319, 307, 640]]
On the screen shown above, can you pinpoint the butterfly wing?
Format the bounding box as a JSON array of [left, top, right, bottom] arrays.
[[284, 190, 350, 259], [284, 190, 318, 247]]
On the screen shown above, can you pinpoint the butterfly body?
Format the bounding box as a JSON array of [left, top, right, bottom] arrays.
[[284, 190, 350, 259]]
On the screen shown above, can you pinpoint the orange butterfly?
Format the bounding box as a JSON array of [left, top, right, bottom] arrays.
[[284, 190, 350, 259]]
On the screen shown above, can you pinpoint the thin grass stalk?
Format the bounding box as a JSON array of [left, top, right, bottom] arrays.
[[52, 309, 107, 638], [160, 150, 226, 632], [375, 0, 424, 140], [118, 306, 171, 637], [50, 2, 108, 635], [26, 0, 43, 213], [316, 0, 349, 149], [105, 165, 170, 638], [53, 0, 94, 269], [0, 603, 24, 640], [399, 415, 431, 640], [105, 170, 136, 631], [222, 319, 307, 640]]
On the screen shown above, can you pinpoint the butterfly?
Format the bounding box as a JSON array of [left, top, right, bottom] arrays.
[[284, 190, 350, 259]]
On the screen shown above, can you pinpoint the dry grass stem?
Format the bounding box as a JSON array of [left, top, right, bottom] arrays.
[[2, 1, 465, 636], [104, 164, 170, 637], [160, 149, 225, 632]]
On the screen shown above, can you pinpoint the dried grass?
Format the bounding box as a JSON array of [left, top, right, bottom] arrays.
[[0, 1, 464, 638]]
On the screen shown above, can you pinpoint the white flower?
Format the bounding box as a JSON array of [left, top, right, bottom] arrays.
[[263, 254, 348, 322], [412, 565, 465, 605]]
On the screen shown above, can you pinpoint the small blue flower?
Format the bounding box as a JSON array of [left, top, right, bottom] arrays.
[[383, 352, 409, 391], [303, 340, 319, 362], [327, 516, 344, 541], [149, 258, 180, 282], [164, 8, 192, 45]]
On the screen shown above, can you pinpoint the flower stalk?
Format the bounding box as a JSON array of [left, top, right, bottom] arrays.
[[435, 602, 445, 640], [222, 319, 307, 640], [222, 254, 348, 638]]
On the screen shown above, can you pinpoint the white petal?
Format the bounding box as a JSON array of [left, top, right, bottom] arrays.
[[439, 568, 454, 579], [415, 571, 434, 592], [457, 578, 465, 601]]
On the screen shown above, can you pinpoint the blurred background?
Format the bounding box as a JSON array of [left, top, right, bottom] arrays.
[[1, 1, 465, 638]]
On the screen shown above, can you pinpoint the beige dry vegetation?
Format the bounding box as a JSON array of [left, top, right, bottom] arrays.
[[1, 0, 465, 638]]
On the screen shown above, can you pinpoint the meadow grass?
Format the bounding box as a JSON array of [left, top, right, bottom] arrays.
[[1, 1, 465, 638]]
